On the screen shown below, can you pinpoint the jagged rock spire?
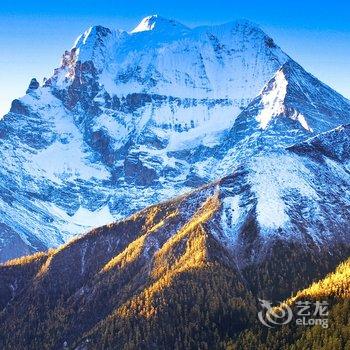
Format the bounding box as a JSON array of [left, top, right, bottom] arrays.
[[26, 78, 39, 94]]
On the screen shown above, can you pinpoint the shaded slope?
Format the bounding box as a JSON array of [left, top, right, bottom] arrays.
[[233, 257, 350, 350]]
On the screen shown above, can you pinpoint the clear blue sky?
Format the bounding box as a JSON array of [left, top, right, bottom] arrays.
[[0, 0, 349, 116]]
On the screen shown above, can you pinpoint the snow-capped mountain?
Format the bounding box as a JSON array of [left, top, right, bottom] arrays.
[[0, 15, 350, 262]]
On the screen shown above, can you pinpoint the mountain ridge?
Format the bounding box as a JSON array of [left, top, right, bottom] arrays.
[[0, 16, 349, 262], [0, 165, 349, 348]]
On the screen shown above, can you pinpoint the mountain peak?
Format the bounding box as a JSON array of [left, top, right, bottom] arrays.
[[130, 15, 189, 34], [74, 25, 112, 48], [252, 58, 350, 134], [69, 24, 125, 71], [26, 78, 40, 94], [220, 18, 262, 31], [253, 60, 313, 131]]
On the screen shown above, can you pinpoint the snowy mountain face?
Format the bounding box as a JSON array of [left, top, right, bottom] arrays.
[[0, 15, 350, 262]]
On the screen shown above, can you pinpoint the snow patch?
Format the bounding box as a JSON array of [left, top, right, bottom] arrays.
[[249, 154, 318, 229], [47, 204, 115, 241], [256, 69, 288, 129], [131, 15, 159, 33], [221, 196, 241, 230], [31, 140, 110, 183], [130, 15, 189, 34], [256, 67, 314, 132]]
